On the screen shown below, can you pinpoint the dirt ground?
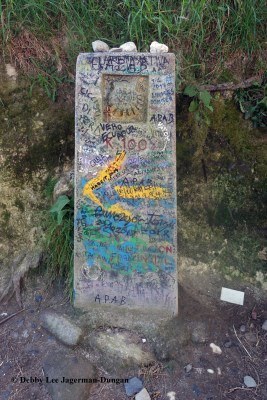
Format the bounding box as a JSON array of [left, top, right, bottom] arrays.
[[0, 275, 267, 400]]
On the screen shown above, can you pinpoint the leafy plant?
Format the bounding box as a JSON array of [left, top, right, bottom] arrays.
[[184, 85, 213, 124], [234, 75, 267, 127], [44, 194, 74, 298]]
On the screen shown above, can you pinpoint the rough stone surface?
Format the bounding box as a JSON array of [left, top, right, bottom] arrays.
[[119, 41, 137, 52], [262, 320, 267, 331], [74, 52, 177, 316], [135, 388, 151, 400], [150, 41, 168, 53], [0, 251, 42, 307], [244, 375, 257, 388], [124, 377, 143, 396], [85, 330, 155, 372], [53, 170, 74, 200], [0, 64, 74, 297], [92, 40, 109, 52], [40, 311, 83, 346], [43, 349, 96, 400]]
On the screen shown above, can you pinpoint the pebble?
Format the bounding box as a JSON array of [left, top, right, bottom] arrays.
[[209, 343, 222, 355], [124, 377, 143, 396], [119, 42, 137, 52], [244, 375, 257, 388], [35, 294, 43, 303], [150, 41, 169, 53], [92, 40, 109, 52], [239, 325, 246, 333], [167, 392, 176, 400], [184, 364, 193, 373], [22, 329, 29, 338], [262, 320, 267, 331], [207, 369, 214, 374], [135, 388, 151, 400]]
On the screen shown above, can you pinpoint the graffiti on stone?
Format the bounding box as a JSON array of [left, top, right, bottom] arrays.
[[74, 52, 177, 315]]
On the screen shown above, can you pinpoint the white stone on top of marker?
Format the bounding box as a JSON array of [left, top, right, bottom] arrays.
[[92, 40, 109, 52], [119, 42, 137, 52], [150, 41, 168, 53]]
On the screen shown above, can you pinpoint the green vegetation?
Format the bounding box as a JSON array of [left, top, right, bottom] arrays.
[[0, 0, 266, 98], [177, 95, 267, 277], [234, 74, 267, 127], [43, 194, 74, 298], [183, 85, 213, 125]]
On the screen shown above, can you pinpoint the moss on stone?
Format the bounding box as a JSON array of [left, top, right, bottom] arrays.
[[176, 94, 267, 278]]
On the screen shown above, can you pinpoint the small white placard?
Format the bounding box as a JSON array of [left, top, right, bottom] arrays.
[[220, 287, 244, 305]]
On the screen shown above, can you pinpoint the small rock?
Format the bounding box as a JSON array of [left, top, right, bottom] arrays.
[[5, 63, 18, 79], [135, 388, 151, 400], [40, 311, 83, 346], [92, 40, 109, 52], [124, 377, 143, 396], [240, 325, 246, 333], [53, 171, 74, 201], [207, 369, 214, 374], [224, 340, 233, 348], [0, 312, 8, 317], [120, 42, 137, 52], [35, 294, 43, 303], [150, 41, 168, 53], [184, 364, 192, 373], [167, 392, 176, 400], [244, 375, 257, 388], [22, 329, 29, 338], [262, 320, 267, 331], [86, 330, 155, 372], [142, 338, 146, 343], [209, 343, 222, 355]]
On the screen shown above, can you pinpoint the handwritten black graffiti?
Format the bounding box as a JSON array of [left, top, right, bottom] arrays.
[[94, 294, 126, 305], [150, 113, 174, 124], [87, 55, 170, 73]]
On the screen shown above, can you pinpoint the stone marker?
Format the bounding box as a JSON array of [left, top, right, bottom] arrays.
[[74, 51, 178, 316]]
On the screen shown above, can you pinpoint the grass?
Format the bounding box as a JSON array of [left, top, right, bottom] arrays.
[[0, 0, 266, 98], [42, 187, 74, 299]]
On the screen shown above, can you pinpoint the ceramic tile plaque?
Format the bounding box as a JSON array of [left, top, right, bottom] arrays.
[[74, 52, 178, 315]]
